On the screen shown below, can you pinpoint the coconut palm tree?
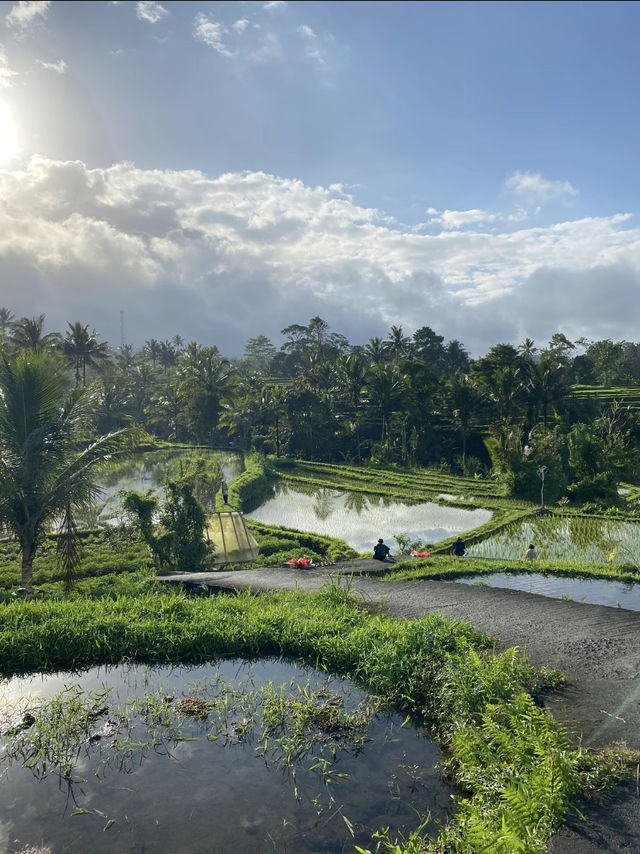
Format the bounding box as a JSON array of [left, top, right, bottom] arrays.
[[0, 349, 130, 591], [384, 325, 410, 363], [63, 322, 110, 386], [0, 308, 15, 347], [11, 314, 61, 352]]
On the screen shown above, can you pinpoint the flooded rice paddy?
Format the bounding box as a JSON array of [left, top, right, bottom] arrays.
[[466, 515, 640, 564], [455, 572, 640, 611], [247, 482, 491, 553], [83, 450, 243, 527], [0, 659, 453, 854]]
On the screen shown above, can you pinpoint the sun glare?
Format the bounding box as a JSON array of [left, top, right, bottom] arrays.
[[0, 101, 19, 165]]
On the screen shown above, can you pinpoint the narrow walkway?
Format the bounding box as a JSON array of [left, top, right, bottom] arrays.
[[160, 560, 640, 852]]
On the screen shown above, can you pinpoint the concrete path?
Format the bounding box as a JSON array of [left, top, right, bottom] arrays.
[[160, 560, 640, 851]]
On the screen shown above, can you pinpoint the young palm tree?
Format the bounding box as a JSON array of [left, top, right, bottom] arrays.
[[0, 349, 130, 591]]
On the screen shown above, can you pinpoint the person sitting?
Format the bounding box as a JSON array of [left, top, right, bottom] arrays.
[[373, 539, 391, 561], [524, 543, 539, 560], [453, 536, 466, 557]]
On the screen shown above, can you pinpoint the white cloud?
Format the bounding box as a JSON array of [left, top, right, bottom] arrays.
[[0, 46, 18, 87], [263, 1, 286, 9], [5, 0, 50, 30], [428, 209, 496, 230], [505, 171, 579, 204], [136, 1, 168, 24], [193, 13, 231, 56], [231, 18, 249, 35], [1, 156, 639, 356], [36, 58, 67, 74], [297, 25, 316, 40]]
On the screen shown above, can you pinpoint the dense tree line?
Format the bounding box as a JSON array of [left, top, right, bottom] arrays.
[[2, 309, 640, 507]]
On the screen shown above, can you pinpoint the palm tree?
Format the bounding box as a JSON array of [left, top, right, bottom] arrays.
[[0, 308, 15, 347], [11, 314, 61, 352], [384, 325, 410, 363], [63, 322, 110, 386], [144, 338, 161, 370], [365, 363, 407, 458], [364, 337, 386, 365], [178, 346, 235, 444], [0, 349, 131, 591]]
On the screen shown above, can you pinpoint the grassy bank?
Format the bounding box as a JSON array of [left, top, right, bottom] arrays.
[[0, 583, 631, 852], [382, 553, 640, 585]]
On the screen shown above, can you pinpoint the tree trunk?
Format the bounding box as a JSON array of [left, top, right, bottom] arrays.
[[21, 543, 35, 592]]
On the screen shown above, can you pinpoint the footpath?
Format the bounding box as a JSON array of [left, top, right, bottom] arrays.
[[161, 560, 640, 852]]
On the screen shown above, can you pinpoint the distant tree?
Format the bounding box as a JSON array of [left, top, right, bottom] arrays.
[[364, 336, 386, 364], [443, 339, 470, 377], [0, 308, 15, 346], [144, 339, 161, 370], [412, 326, 446, 376], [63, 322, 110, 386], [178, 346, 235, 443], [384, 325, 411, 363], [243, 335, 277, 374], [11, 314, 60, 352]]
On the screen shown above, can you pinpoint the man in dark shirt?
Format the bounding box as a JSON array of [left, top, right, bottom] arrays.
[[373, 539, 391, 561], [453, 537, 466, 556]]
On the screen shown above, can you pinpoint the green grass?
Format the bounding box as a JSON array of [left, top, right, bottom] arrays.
[[0, 584, 633, 853], [380, 553, 640, 585]]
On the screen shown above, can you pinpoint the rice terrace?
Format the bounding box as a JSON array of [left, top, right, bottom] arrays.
[[4, 4, 640, 852], [1, 314, 640, 854]]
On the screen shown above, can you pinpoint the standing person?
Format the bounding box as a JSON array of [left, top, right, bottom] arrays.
[[453, 536, 466, 556], [220, 478, 229, 505], [524, 543, 539, 560], [373, 538, 391, 561]]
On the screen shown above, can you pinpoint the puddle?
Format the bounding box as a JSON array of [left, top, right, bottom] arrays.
[[0, 659, 453, 854]]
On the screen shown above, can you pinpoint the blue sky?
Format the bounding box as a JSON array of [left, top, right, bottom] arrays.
[[0, 0, 639, 355]]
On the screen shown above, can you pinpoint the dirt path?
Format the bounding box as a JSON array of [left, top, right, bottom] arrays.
[[161, 561, 640, 852]]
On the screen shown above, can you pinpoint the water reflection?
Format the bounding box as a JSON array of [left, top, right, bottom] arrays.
[[0, 661, 453, 854], [250, 483, 491, 553], [78, 450, 243, 528], [469, 517, 640, 564], [455, 572, 640, 611]]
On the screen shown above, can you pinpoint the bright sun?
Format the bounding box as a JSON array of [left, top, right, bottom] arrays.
[[0, 101, 19, 165]]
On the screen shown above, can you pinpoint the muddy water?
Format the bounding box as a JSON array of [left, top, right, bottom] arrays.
[[0, 659, 453, 854]]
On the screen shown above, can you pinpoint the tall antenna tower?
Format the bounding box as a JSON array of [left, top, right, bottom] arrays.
[[120, 310, 125, 350]]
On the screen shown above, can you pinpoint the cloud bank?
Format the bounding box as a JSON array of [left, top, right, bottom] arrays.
[[0, 156, 639, 356]]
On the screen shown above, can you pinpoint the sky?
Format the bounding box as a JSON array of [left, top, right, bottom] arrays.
[[1, 0, 640, 357]]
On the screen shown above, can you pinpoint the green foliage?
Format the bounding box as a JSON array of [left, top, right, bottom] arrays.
[[124, 482, 213, 573], [226, 454, 274, 512], [0, 348, 132, 589]]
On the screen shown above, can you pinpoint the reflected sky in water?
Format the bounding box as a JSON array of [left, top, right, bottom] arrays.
[[248, 482, 491, 553], [455, 572, 640, 611], [0, 660, 452, 854]]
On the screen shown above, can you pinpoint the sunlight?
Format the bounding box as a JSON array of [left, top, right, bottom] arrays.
[[0, 100, 19, 164]]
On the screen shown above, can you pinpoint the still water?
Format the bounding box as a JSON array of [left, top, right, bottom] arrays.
[[0, 660, 453, 854], [248, 482, 491, 553], [88, 450, 243, 527], [455, 572, 640, 611], [466, 516, 640, 564]]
